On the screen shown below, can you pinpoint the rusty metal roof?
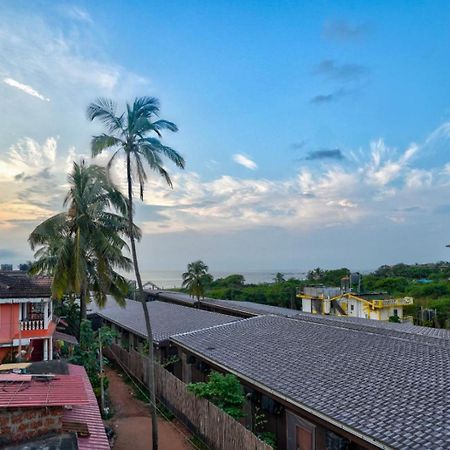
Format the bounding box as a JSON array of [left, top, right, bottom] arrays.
[[65, 364, 110, 450], [0, 374, 88, 407]]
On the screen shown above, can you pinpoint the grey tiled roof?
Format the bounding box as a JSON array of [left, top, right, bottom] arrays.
[[171, 315, 450, 450], [0, 271, 52, 298], [158, 291, 450, 342], [88, 298, 238, 344]]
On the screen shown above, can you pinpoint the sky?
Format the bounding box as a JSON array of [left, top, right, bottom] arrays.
[[1, 1, 450, 274]]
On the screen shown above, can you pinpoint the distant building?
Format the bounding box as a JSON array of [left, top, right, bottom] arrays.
[[297, 285, 413, 321], [0, 271, 55, 363], [0, 264, 13, 271]]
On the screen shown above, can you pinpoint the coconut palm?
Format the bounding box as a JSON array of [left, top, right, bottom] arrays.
[[87, 97, 185, 450], [182, 260, 213, 304], [29, 161, 139, 324]]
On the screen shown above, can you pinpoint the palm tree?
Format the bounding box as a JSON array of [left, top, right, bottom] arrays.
[[29, 161, 138, 325], [182, 260, 212, 305], [87, 97, 185, 450]]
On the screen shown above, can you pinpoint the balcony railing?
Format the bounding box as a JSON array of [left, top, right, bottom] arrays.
[[20, 319, 45, 331]]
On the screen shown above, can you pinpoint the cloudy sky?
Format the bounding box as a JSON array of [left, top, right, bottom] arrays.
[[1, 1, 450, 273]]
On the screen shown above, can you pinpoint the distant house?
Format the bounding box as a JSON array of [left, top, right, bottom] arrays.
[[170, 314, 450, 450], [298, 285, 413, 321], [0, 271, 55, 363], [0, 360, 109, 449]]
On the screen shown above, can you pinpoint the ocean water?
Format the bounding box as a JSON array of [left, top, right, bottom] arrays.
[[140, 270, 307, 289]]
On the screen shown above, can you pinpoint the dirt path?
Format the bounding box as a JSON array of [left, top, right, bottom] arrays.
[[106, 367, 194, 450]]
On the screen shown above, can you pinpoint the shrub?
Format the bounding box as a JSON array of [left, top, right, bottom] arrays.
[[187, 372, 245, 419]]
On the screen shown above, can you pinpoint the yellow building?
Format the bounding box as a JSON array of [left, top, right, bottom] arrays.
[[297, 286, 413, 321]]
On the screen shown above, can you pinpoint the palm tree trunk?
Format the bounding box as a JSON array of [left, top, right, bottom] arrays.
[[126, 152, 159, 450], [79, 288, 87, 340]]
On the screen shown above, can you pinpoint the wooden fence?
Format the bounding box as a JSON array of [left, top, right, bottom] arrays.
[[106, 343, 272, 450]]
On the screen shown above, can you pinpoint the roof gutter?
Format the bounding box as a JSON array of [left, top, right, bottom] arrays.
[[171, 338, 394, 450]]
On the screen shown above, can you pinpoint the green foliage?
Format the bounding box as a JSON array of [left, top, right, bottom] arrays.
[[259, 432, 277, 448], [210, 274, 246, 289], [389, 314, 401, 323], [53, 298, 80, 337], [252, 406, 277, 448], [273, 272, 286, 283], [306, 267, 350, 286], [187, 372, 246, 419], [71, 320, 114, 395], [182, 260, 213, 301], [29, 161, 137, 323]]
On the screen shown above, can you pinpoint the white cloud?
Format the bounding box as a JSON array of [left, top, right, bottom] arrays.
[[63, 6, 93, 24], [0, 137, 68, 230], [3, 78, 50, 101], [137, 127, 450, 235], [233, 154, 258, 170]]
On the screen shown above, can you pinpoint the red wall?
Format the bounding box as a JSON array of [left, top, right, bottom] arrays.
[[0, 304, 19, 343]]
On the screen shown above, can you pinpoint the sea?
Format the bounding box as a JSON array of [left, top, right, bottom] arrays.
[[140, 270, 307, 289]]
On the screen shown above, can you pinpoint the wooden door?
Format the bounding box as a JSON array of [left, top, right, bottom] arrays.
[[296, 424, 313, 450]]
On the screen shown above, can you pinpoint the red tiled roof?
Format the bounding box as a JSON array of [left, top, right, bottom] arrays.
[[0, 271, 52, 298], [66, 364, 110, 450], [0, 374, 88, 407]]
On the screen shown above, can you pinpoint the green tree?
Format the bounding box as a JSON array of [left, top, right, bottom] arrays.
[[182, 260, 213, 304], [188, 372, 245, 420], [29, 161, 136, 326], [71, 320, 115, 399], [88, 97, 185, 450], [273, 272, 286, 283]]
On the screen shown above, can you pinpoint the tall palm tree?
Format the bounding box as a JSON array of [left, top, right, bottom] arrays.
[[182, 260, 212, 305], [87, 97, 185, 450], [29, 161, 138, 324]]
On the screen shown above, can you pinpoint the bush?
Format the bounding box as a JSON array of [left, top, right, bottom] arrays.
[[187, 372, 245, 419]]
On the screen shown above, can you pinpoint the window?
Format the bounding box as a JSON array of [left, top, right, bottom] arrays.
[[350, 304, 354, 312], [393, 309, 398, 316]]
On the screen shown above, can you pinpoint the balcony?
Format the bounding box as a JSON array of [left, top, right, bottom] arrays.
[[19, 301, 53, 331], [20, 319, 45, 331]]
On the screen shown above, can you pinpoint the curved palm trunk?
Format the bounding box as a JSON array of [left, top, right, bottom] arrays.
[[126, 153, 159, 450]]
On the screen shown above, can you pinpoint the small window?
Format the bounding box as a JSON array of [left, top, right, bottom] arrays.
[[393, 309, 398, 316], [350, 304, 354, 312]]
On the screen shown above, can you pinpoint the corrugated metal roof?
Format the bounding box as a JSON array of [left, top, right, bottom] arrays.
[[0, 374, 88, 407], [65, 364, 110, 450]]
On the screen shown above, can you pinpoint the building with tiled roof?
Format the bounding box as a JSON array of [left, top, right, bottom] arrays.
[[0, 271, 55, 363], [171, 314, 450, 450]]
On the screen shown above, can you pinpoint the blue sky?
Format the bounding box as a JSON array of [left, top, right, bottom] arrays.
[[1, 1, 450, 273]]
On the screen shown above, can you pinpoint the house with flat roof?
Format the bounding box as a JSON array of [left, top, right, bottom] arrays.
[[0, 271, 55, 363], [297, 285, 413, 321], [170, 314, 450, 450]]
